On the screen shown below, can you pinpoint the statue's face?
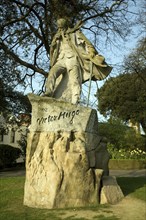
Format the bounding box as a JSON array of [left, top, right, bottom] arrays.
[[57, 18, 67, 29]]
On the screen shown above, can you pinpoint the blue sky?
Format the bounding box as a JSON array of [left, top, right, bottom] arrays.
[[86, 0, 145, 121]]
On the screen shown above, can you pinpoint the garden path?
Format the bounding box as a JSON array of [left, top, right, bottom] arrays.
[[56, 196, 146, 220]]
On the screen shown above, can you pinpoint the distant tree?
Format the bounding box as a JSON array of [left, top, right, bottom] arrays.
[[135, 0, 146, 37], [98, 118, 128, 148], [0, 50, 31, 157], [0, 50, 31, 117], [98, 118, 146, 151], [0, 0, 137, 92], [0, 81, 31, 115], [98, 72, 146, 133], [123, 38, 146, 79], [98, 37, 146, 133]]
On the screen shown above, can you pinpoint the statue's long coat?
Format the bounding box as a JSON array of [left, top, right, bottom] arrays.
[[50, 27, 112, 83]]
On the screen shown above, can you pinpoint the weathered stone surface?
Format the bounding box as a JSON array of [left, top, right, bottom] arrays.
[[28, 94, 98, 133], [24, 96, 123, 209], [85, 133, 110, 175], [24, 131, 103, 209], [100, 176, 124, 205]]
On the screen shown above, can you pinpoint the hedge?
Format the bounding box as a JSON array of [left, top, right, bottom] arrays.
[[0, 144, 21, 168]]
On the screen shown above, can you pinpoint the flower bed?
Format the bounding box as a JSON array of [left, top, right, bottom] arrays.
[[107, 144, 146, 169], [108, 144, 146, 160]]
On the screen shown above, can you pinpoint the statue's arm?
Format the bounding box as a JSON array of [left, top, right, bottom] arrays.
[[77, 30, 98, 58], [51, 31, 61, 47], [50, 31, 62, 66]]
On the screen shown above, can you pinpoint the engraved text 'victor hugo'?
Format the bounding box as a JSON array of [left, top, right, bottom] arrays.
[[37, 109, 80, 125]]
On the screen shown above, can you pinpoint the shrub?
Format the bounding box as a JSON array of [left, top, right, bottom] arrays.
[[0, 144, 21, 168], [17, 133, 27, 160], [124, 130, 146, 151], [98, 119, 146, 151]]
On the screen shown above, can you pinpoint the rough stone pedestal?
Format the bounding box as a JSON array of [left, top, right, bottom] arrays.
[[23, 94, 124, 209], [24, 130, 104, 208], [24, 94, 103, 209]]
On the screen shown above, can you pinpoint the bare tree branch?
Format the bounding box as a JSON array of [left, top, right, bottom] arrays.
[[1, 2, 39, 29], [0, 41, 48, 77]]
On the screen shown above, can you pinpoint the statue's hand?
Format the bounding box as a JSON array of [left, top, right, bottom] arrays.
[[55, 32, 61, 40], [51, 33, 61, 45], [90, 50, 96, 58], [51, 33, 61, 46], [87, 45, 97, 58]]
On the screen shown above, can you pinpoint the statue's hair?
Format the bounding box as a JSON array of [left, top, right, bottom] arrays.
[[57, 18, 68, 28]]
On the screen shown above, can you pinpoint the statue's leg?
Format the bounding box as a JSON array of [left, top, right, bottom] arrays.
[[69, 65, 82, 104], [45, 64, 66, 96]]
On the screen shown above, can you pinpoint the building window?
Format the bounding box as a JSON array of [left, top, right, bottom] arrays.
[[10, 130, 15, 143]]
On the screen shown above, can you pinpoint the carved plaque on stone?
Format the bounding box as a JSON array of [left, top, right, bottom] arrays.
[[28, 94, 98, 133]]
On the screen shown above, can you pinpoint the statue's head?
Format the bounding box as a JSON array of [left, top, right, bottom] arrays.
[[57, 18, 68, 29]]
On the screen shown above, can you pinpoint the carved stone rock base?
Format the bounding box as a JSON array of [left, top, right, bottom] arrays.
[[23, 95, 124, 209], [24, 131, 103, 208]]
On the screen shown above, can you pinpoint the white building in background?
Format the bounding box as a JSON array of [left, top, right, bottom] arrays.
[[0, 126, 27, 147], [128, 120, 145, 135], [0, 113, 31, 162]]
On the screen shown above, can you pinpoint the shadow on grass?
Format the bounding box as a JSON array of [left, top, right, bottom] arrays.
[[117, 177, 146, 200]]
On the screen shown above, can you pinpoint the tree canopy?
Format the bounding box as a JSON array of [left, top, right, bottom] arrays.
[[97, 38, 146, 133], [0, 50, 31, 117], [98, 72, 146, 133], [0, 0, 137, 93], [123, 38, 146, 78], [0, 78, 31, 117]]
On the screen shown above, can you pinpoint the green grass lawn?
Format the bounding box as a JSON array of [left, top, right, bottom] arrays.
[[0, 176, 145, 220]]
